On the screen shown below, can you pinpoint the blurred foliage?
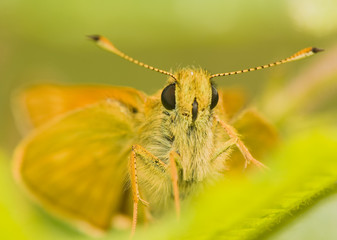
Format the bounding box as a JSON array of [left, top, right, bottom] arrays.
[[1, 0, 337, 239], [1, 0, 337, 150]]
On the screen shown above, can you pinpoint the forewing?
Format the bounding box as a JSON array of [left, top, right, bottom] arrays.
[[217, 89, 278, 173], [13, 100, 137, 234], [230, 109, 279, 173], [217, 88, 247, 121], [13, 84, 146, 134]]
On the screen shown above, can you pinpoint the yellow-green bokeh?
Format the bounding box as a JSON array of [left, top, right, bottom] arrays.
[[1, 1, 336, 239], [1, 0, 337, 150]]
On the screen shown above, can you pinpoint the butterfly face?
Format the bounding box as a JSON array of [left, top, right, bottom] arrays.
[[161, 68, 218, 126]]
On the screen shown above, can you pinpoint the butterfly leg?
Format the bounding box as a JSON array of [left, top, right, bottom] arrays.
[[129, 144, 167, 238], [169, 151, 180, 219], [215, 115, 268, 169], [210, 137, 237, 164]]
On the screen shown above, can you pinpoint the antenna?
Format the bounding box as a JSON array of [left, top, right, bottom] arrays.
[[88, 35, 177, 81], [210, 47, 323, 79]]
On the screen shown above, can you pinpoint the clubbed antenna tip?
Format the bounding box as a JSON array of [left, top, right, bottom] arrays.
[[312, 47, 324, 53], [88, 34, 177, 81], [87, 35, 101, 42], [210, 46, 324, 79]]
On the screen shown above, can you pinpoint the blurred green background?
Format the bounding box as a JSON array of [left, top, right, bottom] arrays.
[[1, 0, 337, 239]]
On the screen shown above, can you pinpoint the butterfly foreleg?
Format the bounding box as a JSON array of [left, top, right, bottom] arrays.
[[214, 115, 268, 170], [129, 144, 167, 237], [169, 151, 181, 219], [210, 137, 237, 163]]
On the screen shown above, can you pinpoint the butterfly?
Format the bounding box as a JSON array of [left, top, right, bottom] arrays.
[[12, 35, 322, 237]]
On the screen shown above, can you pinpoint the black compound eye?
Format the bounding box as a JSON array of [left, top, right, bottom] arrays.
[[210, 85, 219, 109], [161, 83, 176, 110]]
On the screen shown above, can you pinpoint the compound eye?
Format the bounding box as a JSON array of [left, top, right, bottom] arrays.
[[161, 83, 176, 110], [210, 85, 219, 109]]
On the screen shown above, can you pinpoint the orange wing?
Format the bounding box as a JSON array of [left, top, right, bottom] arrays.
[[12, 84, 147, 235], [217, 89, 279, 173], [217, 88, 247, 121], [13, 100, 139, 235], [12, 84, 146, 134]]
